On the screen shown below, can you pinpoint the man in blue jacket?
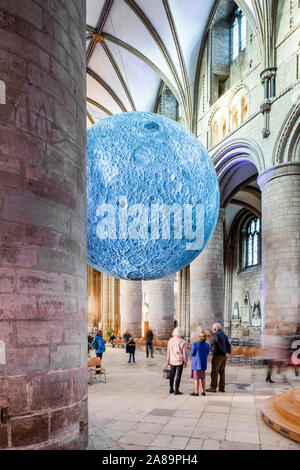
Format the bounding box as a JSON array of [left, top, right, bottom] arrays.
[[206, 323, 231, 393]]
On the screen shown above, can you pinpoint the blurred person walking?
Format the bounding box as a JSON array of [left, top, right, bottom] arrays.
[[146, 329, 154, 358]]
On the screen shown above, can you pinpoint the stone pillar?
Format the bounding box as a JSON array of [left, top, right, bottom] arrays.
[[101, 274, 110, 334], [87, 265, 101, 329], [190, 209, 225, 339], [146, 276, 174, 340], [101, 275, 120, 336], [177, 267, 190, 338], [0, 0, 87, 450], [120, 281, 142, 337], [224, 243, 233, 336], [112, 278, 120, 336], [258, 164, 300, 337]]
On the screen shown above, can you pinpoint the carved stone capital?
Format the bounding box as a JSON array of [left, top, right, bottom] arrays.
[[260, 67, 277, 84], [260, 99, 272, 114]]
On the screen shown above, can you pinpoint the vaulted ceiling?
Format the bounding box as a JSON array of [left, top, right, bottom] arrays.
[[86, 0, 217, 131], [86, 0, 277, 132]]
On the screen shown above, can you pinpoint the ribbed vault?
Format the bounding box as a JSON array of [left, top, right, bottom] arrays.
[[86, 0, 277, 133]]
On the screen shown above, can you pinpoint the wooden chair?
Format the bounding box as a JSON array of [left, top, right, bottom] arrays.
[[88, 357, 106, 384]]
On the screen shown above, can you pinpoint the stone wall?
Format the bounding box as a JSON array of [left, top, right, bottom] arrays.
[[0, 0, 87, 450], [230, 226, 261, 339]]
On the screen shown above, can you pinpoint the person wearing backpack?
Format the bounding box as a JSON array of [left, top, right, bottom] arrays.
[[92, 331, 106, 369]]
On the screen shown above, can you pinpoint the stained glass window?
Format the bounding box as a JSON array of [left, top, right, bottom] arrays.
[[231, 7, 247, 61], [246, 218, 259, 268]]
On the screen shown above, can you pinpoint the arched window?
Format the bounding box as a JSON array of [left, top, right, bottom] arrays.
[[245, 218, 260, 268], [213, 121, 219, 145], [231, 104, 238, 130], [158, 85, 179, 121], [231, 7, 247, 61], [241, 96, 248, 122], [220, 115, 226, 138]]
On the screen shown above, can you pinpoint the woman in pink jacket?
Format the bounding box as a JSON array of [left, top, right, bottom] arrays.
[[167, 327, 188, 395]]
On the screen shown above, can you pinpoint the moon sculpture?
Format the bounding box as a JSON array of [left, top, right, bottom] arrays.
[[87, 112, 219, 280]]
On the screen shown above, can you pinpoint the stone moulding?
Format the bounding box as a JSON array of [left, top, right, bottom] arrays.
[[274, 102, 300, 165]]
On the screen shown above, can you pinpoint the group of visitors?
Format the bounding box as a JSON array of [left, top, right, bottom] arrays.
[[122, 328, 155, 363], [166, 323, 231, 396], [88, 323, 232, 395]]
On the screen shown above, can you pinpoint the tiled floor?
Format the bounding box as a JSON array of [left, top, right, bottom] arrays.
[[88, 347, 300, 450]]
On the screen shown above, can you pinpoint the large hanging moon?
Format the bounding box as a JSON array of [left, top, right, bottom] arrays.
[[87, 112, 220, 280]]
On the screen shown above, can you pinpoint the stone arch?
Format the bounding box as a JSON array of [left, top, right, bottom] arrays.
[[274, 102, 300, 165], [209, 104, 229, 146], [228, 84, 249, 131], [212, 138, 264, 207], [208, 103, 222, 128], [213, 138, 265, 178]]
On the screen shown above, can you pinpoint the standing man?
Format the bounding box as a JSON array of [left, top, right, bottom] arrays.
[[206, 323, 231, 393], [146, 329, 154, 358]]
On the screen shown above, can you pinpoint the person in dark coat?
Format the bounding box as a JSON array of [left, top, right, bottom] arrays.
[[126, 337, 136, 363], [110, 332, 116, 348], [190, 330, 210, 396], [146, 329, 154, 358], [123, 331, 131, 350], [206, 323, 231, 393]]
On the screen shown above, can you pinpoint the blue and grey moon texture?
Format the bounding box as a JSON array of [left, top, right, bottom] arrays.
[[87, 111, 219, 280]]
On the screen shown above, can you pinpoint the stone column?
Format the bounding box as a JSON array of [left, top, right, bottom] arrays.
[[190, 209, 225, 340], [101, 274, 110, 334], [224, 243, 233, 336], [112, 278, 121, 336], [87, 265, 101, 329], [101, 275, 120, 336], [0, 0, 87, 450], [120, 281, 142, 337], [177, 267, 190, 337], [258, 164, 300, 337], [146, 276, 174, 340]]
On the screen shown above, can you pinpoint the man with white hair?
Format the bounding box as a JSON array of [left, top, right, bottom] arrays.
[[206, 323, 231, 393]]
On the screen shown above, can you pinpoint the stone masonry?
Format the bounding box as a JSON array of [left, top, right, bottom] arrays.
[[190, 209, 225, 339], [258, 164, 300, 336], [120, 280, 143, 338], [0, 0, 87, 450], [146, 276, 175, 340]]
